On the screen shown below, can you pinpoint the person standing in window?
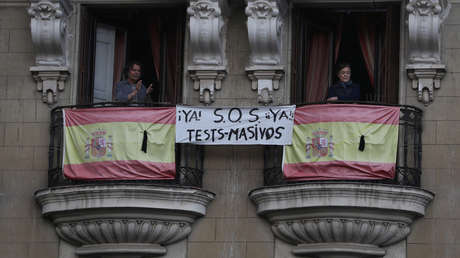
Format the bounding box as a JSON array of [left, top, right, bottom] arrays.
[[116, 61, 153, 102], [326, 63, 360, 101]]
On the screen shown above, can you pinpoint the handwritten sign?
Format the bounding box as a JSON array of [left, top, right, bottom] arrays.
[[176, 105, 295, 145]]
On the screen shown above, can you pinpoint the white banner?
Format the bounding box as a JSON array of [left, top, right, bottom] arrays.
[[176, 105, 295, 145]]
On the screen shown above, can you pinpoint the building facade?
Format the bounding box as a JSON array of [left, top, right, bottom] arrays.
[[0, 0, 458, 258]]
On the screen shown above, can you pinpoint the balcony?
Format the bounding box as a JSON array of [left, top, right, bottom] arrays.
[[34, 103, 215, 258], [249, 103, 434, 258]]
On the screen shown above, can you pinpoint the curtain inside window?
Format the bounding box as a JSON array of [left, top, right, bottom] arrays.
[[304, 29, 332, 102], [166, 15, 182, 104], [148, 17, 161, 81], [356, 15, 376, 87], [148, 13, 182, 104]]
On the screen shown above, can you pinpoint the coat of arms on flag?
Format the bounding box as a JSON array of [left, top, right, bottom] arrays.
[[85, 129, 113, 159], [283, 104, 400, 181], [306, 129, 334, 159]]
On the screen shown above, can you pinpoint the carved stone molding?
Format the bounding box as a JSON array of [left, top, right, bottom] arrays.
[[245, 0, 284, 66], [35, 184, 215, 257], [407, 64, 446, 106], [187, 0, 228, 104], [245, 0, 286, 104], [30, 66, 69, 104], [28, 0, 72, 105], [189, 66, 226, 104], [246, 66, 283, 104], [249, 182, 434, 258], [406, 0, 450, 106], [28, 0, 72, 66]]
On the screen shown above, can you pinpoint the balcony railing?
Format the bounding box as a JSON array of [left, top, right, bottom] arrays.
[[263, 102, 423, 187], [48, 102, 204, 187]]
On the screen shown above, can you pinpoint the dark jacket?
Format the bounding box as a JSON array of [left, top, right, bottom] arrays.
[[327, 81, 360, 101]]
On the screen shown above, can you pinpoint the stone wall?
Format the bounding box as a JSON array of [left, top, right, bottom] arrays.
[[406, 3, 460, 258], [0, 4, 60, 258]]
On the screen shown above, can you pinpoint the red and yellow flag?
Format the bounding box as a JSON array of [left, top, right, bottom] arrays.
[[63, 107, 175, 180], [283, 104, 400, 181]]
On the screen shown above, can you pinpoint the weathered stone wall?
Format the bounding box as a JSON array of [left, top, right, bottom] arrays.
[[0, 4, 60, 258], [406, 3, 460, 258]]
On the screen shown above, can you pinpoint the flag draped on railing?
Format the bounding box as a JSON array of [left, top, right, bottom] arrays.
[[283, 104, 400, 181], [63, 107, 176, 180]]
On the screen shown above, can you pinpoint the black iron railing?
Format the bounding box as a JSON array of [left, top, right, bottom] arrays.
[[48, 102, 204, 187], [264, 102, 423, 187]]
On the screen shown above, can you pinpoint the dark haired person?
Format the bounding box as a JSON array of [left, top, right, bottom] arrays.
[[116, 61, 153, 102], [326, 63, 360, 101]]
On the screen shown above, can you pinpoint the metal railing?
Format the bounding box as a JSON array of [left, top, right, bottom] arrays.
[[48, 102, 204, 187], [263, 102, 423, 187]]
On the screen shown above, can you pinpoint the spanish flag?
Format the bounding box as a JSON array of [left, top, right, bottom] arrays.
[[63, 107, 176, 180], [283, 104, 400, 181]]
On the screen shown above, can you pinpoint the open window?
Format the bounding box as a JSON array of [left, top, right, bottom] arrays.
[[77, 5, 185, 105], [291, 3, 400, 104]]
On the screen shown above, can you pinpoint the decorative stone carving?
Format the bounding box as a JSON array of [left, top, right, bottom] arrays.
[[187, 0, 228, 104], [246, 66, 283, 104], [245, 0, 286, 104], [28, 0, 72, 66], [189, 67, 226, 104], [28, 0, 72, 105], [249, 182, 434, 258], [407, 64, 446, 106], [35, 184, 215, 257], [30, 66, 69, 104], [406, 0, 450, 106]]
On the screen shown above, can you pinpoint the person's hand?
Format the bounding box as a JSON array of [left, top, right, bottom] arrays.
[[128, 80, 142, 101], [146, 83, 153, 94], [136, 80, 143, 91]]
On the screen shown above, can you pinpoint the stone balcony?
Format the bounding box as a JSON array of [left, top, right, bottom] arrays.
[[249, 182, 433, 258], [35, 184, 215, 258]]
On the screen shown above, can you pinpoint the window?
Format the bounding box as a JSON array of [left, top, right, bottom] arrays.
[[77, 5, 185, 104], [291, 3, 400, 104]]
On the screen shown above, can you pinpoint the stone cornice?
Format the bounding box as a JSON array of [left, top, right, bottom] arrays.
[[36, 184, 215, 216], [250, 182, 434, 216]]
